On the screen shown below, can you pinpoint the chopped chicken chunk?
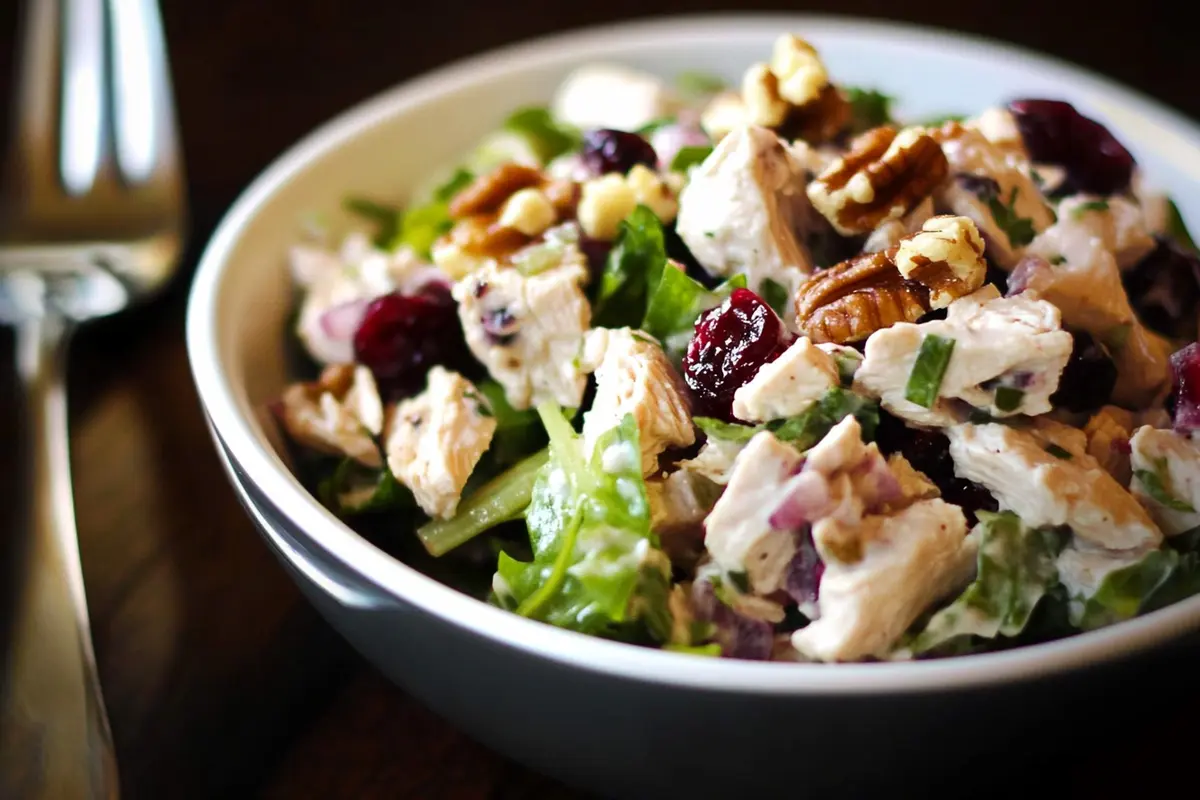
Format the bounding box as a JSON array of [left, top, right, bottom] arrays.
[[675, 125, 817, 309], [453, 261, 592, 411], [933, 123, 1055, 268], [731, 336, 839, 422], [1084, 406, 1135, 485], [1052, 194, 1157, 270], [1129, 425, 1200, 536], [551, 63, 680, 133], [678, 437, 745, 486], [581, 328, 695, 475], [947, 422, 1161, 550], [278, 364, 384, 467], [384, 367, 497, 519], [792, 498, 974, 662], [854, 285, 1072, 426]]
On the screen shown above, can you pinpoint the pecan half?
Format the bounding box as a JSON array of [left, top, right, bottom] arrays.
[[892, 215, 987, 308], [444, 215, 530, 260], [807, 126, 950, 236], [795, 250, 931, 344], [781, 84, 852, 147], [449, 163, 543, 218]]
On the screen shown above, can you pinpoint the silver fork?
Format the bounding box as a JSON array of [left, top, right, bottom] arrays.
[[0, 0, 185, 797]]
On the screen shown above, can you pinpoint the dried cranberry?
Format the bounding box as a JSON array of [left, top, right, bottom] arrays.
[[1168, 342, 1200, 433], [1049, 330, 1118, 414], [875, 413, 998, 526], [580, 129, 658, 176], [1007, 99, 1135, 195], [1122, 237, 1200, 340], [683, 288, 792, 420], [352, 284, 471, 398], [578, 235, 612, 286]]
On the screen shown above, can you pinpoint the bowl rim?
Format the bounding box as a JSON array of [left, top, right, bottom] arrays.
[[187, 11, 1200, 694]]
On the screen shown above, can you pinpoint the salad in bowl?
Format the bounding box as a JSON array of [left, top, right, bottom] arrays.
[[268, 32, 1200, 664]]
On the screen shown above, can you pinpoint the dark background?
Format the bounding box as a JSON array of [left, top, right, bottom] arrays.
[[0, 1, 1198, 798]]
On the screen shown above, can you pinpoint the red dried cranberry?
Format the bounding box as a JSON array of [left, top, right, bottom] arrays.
[[578, 235, 612, 285], [1168, 342, 1200, 433], [1122, 237, 1200, 340], [683, 288, 792, 420], [1007, 99, 1135, 195], [1049, 330, 1118, 414], [580, 129, 658, 176], [874, 413, 998, 526], [352, 284, 471, 398]]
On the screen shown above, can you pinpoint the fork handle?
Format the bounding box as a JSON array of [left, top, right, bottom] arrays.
[[0, 314, 119, 799]]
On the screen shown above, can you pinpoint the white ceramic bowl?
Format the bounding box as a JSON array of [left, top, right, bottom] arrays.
[[187, 14, 1200, 797]]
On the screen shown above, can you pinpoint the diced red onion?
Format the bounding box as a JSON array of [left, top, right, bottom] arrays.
[[853, 452, 903, 511], [1007, 256, 1053, 296], [318, 298, 369, 340], [651, 123, 711, 172], [768, 472, 831, 530]]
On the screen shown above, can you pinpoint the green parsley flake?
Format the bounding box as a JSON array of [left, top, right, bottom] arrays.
[[1071, 199, 1110, 219], [987, 186, 1037, 247], [1044, 443, 1073, 460], [994, 385, 1025, 413], [1135, 458, 1196, 512], [1049, 254, 1067, 266], [905, 335, 956, 409]]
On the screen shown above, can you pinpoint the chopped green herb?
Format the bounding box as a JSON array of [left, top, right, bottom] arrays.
[[727, 570, 751, 594], [670, 145, 713, 172], [987, 186, 1037, 247], [703, 231, 716, 239], [905, 334, 956, 408], [676, 71, 727, 97], [994, 385, 1024, 413], [503, 106, 581, 162], [759, 278, 790, 318], [844, 86, 894, 133], [1049, 254, 1067, 266], [1044, 443, 1073, 460], [1167, 198, 1198, 253], [1071, 199, 1110, 219], [343, 196, 401, 249], [1134, 457, 1196, 512], [433, 168, 475, 202]]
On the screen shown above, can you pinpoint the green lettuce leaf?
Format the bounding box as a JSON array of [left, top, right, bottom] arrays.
[[910, 511, 1066, 653], [503, 106, 582, 163], [1075, 549, 1182, 630], [844, 86, 894, 133], [593, 205, 668, 328], [695, 387, 879, 452], [343, 196, 401, 249], [477, 380, 545, 467], [318, 458, 415, 517], [641, 267, 745, 364], [493, 405, 674, 640]]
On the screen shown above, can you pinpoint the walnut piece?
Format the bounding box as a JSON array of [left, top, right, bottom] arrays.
[[892, 215, 987, 309], [794, 250, 931, 344], [278, 364, 383, 468], [807, 126, 949, 236], [795, 214, 986, 342], [449, 163, 543, 218]]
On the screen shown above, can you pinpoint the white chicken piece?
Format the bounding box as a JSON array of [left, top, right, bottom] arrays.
[[933, 124, 1056, 268], [853, 285, 1073, 426], [947, 422, 1162, 550], [1019, 219, 1171, 408], [965, 107, 1026, 162], [1129, 425, 1200, 536], [453, 261, 592, 411], [862, 197, 936, 254], [1084, 406, 1135, 485], [383, 367, 497, 519], [792, 498, 975, 662], [580, 328, 695, 476], [678, 437, 745, 486], [703, 432, 804, 595], [551, 63, 680, 133], [294, 236, 444, 365], [1051, 194, 1157, 270], [675, 125, 817, 308], [703, 417, 897, 596], [278, 365, 385, 468], [731, 336, 839, 422]]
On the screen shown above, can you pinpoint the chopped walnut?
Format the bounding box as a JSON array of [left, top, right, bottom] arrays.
[[1084, 405, 1135, 486], [892, 215, 987, 308], [278, 365, 383, 468], [807, 126, 949, 236], [448, 164, 544, 218], [794, 250, 931, 344]]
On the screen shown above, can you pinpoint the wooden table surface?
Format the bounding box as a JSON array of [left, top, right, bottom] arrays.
[[1, 1, 1199, 797]]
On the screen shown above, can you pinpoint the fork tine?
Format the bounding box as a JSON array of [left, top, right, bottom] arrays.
[[60, 0, 107, 196], [108, 0, 184, 191], [3, 0, 63, 205]]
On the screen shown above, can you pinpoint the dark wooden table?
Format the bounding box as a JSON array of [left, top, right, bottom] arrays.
[[1, 1, 1199, 797]]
